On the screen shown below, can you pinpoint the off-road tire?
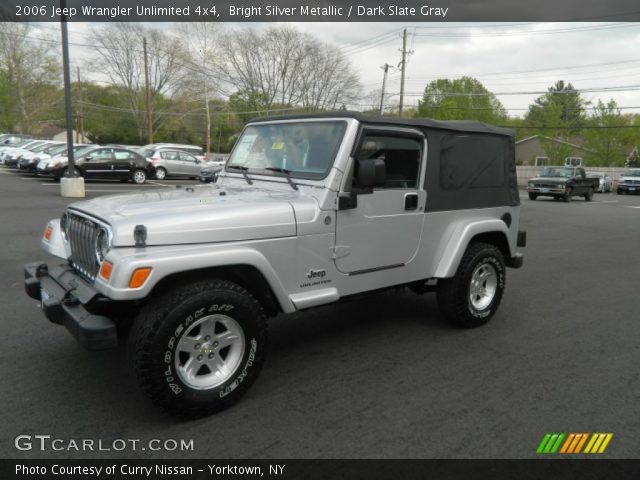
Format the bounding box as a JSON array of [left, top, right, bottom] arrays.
[[437, 242, 506, 328], [528, 192, 537, 200], [563, 187, 572, 202], [129, 279, 268, 419], [155, 167, 167, 180], [584, 189, 594, 201]]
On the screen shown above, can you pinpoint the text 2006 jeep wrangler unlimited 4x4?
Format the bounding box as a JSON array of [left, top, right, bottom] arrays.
[[25, 113, 526, 418]]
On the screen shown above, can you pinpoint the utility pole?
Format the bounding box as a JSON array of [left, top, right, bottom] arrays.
[[143, 37, 153, 144], [59, 0, 83, 197], [398, 28, 408, 117], [379, 63, 390, 115], [76, 66, 84, 143]]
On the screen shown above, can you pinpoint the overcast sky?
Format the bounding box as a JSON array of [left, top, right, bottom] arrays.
[[54, 21, 640, 118]]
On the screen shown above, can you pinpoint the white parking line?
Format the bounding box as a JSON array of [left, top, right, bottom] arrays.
[[623, 205, 640, 209]]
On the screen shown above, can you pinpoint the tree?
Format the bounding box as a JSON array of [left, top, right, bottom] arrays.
[[89, 23, 191, 142], [220, 25, 360, 113], [584, 100, 631, 166], [0, 22, 61, 133], [525, 81, 589, 163], [177, 22, 223, 153], [526, 80, 588, 135], [414, 77, 507, 123]]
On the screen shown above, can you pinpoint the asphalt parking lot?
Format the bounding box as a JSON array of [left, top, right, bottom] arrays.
[[1, 165, 639, 459]]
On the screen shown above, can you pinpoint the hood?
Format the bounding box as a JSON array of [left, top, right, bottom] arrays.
[[68, 184, 309, 246]]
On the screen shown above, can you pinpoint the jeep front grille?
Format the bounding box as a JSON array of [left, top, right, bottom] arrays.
[[64, 212, 103, 280]]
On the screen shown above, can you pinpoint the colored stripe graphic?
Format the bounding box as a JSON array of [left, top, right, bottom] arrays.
[[537, 433, 565, 454], [539, 433, 613, 454], [584, 434, 614, 454], [574, 433, 589, 453]]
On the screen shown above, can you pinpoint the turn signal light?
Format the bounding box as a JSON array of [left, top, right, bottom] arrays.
[[99, 261, 113, 280], [129, 267, 152, 288], [43, 226, 53, 241]]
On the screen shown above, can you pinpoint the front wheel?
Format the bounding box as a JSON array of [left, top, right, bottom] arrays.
[[528, 192, 537, 200], [129, 279, 268, 419], [563, 187, 572, 202], [132, 169, 147, 184], [437, 242, 506, 328]]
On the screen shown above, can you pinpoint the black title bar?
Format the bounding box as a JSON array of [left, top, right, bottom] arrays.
[[2, 0, 640, 22]]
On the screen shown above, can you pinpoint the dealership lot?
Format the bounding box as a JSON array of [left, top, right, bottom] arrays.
[[1, 165, 639, 459]]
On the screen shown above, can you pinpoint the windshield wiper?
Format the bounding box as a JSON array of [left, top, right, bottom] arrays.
[[227, 165, 253, 185], [265, 167, 299, 191]]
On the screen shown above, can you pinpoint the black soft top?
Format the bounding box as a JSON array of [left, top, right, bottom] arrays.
[[251, 111, 514, 137]]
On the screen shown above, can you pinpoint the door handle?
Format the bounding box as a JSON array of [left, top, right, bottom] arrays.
[[404, 193, 418, 210]]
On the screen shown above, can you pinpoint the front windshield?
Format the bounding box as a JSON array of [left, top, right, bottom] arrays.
[[226, 121, 347, 179], [622, 170, 640, 177], [541, 167, 574, 178]]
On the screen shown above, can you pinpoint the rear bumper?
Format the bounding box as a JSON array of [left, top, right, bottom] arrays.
[[24, 262, 118, 350]]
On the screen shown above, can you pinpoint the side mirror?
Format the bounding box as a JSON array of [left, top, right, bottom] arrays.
[[357, 158, 386, 188], [85, 156, 92, 161]]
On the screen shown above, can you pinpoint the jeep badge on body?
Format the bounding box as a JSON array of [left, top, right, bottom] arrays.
[[25, 112, 526, 418]]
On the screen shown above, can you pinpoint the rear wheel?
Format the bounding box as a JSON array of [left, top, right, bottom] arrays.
[[437, 242, 506, 328], [129, 279, 268, 419], [132, 169, 147, 184], [528, 192, 537, 200], [155, 167, 167, 180], [584, 189, 594, 201]]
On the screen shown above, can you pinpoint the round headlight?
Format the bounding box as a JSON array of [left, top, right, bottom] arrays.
[[95, 227, 110, 263]]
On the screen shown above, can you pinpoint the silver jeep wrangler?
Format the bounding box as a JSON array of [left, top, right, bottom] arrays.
[[25, 113, 526, 418]]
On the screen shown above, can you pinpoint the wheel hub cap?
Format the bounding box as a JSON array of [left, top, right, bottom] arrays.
[[175, 314, 245, 390], [469, 263, 498, 310]]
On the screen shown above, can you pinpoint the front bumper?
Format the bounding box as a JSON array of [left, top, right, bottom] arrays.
[[527, 185, 566, 195], [24, 262, 118, 350], [617, 183, 639, 193]]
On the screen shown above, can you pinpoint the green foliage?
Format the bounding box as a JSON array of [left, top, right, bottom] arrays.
[[414, 76, 507, 124], [584, 100, 632, 166], [526, 80, 587, 136]]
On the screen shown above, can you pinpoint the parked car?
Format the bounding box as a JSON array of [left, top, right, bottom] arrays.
[[3, 140, 51, 167], [18, 141, 65, 173], [25, 112, 525, 418], [586, 171, 613, 193], [0, 139, 41, 164], [527, 166, 599, 202], [36, 144, 94, 176], [616, 168, 640, 194], [143, 148, 204, 180], [199, 163, 222, 183], [138, 143, 205, 163], [38, 146, 154, 183]]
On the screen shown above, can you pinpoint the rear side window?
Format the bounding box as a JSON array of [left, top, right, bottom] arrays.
[[160, 151, 179, 160], [114, 150, 134, 160], [439, 134, 506, 190]]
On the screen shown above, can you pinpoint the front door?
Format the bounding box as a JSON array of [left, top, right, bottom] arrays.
[[335, 128, 426, 274], [82, 148, 114, 178]]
